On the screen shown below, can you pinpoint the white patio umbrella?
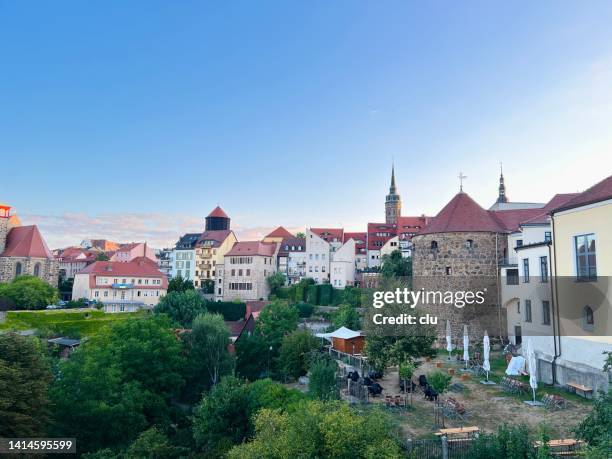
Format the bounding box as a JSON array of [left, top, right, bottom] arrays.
[[446, 320, 453, 360], [526, 339, 538, 404], [462, 325, 469, 370], [483, 330, 491, 381]]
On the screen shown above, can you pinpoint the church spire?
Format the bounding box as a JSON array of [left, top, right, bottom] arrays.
[[385, 163, 401, 224], [496, 163, 508, 203], [389, 163, 397, 194]]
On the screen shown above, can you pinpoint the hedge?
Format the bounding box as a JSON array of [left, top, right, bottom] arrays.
[[205, 301, 247, 321]]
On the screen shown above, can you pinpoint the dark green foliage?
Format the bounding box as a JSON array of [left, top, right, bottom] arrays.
[[318, 283, 333, 305], [279, 330, 320, 380], [0, 275, 58, 310], [167, 275, 195, 293], [308, 354, 339, 400], [380, 250, 411, 278], [306, 284, 318, 304], [292, 301, 315, 318], [153, 290, 206, 327], [125, 427, 188, 459], [235, 334, 269, 380], [0, 333, 52, 436], [50, 315, 185, 453], [200, 278, 215, 294], [193, 376, 250, 456], [95, 252, 110, 261], [331, 303, 361, 330], [183, 313, 233, 400], [469, 424, 538, 459], [575, 390, 612, 451], [205, 300, 246, 321], [266, 272, 286, 296]]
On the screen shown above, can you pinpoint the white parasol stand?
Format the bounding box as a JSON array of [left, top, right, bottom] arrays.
[[461, 324, 470, 371], [480, 330, 495, 385], [524, 339, 544, 406], [446, 320, 453, 360]]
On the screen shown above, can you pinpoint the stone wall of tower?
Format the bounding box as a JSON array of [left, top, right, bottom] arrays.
[[412, 231, 508, 341], [0, 218, 8, 254], [0, 256, 59, 286], [385, 199, 401, 225]]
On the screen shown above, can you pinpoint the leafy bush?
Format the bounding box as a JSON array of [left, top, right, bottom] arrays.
[[427, 371, 451, 394], [154, 290, 206, 327], [306, 285, 318, 304], [308, 355, 338, 400], [292, 302, 314, 318], [279, 330, 320, 380], [469, 424, 537, 459], [318, 284, 333, 305], [0, 275, 58, 310]]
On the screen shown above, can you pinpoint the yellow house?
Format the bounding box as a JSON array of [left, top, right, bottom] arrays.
[[548, 174, 612, 392], [195, 230, 237, 293]]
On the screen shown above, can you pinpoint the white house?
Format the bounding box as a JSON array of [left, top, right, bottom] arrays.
[[330, 239, 356, 288]]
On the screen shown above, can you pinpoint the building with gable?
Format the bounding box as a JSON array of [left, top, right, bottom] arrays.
[[0, 203, 59, 286]]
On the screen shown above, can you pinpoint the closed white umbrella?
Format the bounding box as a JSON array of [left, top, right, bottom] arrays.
[[527, 339, 538, 403], [462, 325, 469, 370], [483, 331, 491, 382], [446, 320, 453, 360]]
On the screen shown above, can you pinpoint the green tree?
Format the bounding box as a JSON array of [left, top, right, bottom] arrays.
[[295, 232, 306, 239], [154, 290, 206, 327], [167, 275, 195, 293], [256, 301, 299, 352], [125, 427, 188, 459], [0, 333, 52, 436], [427, 370, 452, 394], [50, 316, 185, 453], [0, 275, 58, 310], [331, 303, 361, 330], [227, 401, 402, 458], [183, 313, 233, 398], [380, 250, 411, 278], [308, 355, 338, 400], [267, 272, 286, 296], [95, 252, 110, 261], [192, 376, 250, 456], [235, 334, 269, 380], [247, 378, 306, 415], [575, 390, 612, 453], [279, 330, 320, 380]]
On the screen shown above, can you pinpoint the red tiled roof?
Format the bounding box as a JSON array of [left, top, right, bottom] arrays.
[[367, 222, 397, 250], [197, 230, 233, 247], [520, 194, 579, 225], [310, 228, 344, 242], [225, 320, 246, 336], [245, 300, 268, 317], [344, 232, 367, 255], [79, 259, 167, 282], [397, 215, 431, 229], [226, 241, 277, 257], [490, 208, 543, 233], [207, 206, 229, 218], [419, 193, 507, 235], [59, 247, 98, 262], [265, 226, 294, 238], [551, 175, 612, 213], [1, 225, 53, 259]]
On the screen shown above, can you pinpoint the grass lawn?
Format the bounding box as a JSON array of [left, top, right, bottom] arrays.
[[0, 309, 147, 337]]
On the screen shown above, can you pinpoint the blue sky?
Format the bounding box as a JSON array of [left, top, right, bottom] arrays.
[[2, 1, 612, 248]]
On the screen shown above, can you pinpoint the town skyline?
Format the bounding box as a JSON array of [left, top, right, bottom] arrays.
[[3, 2, 612, 248]]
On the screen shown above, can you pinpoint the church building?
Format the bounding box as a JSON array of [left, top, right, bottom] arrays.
[[0, 203, 59, 286]]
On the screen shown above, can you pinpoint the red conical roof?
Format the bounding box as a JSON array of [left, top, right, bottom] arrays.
[[207, 206, 229, 218], [419, 192, 506, 235]]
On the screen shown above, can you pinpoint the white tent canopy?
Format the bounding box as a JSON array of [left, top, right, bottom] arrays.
[[316, 326, 361, 342]]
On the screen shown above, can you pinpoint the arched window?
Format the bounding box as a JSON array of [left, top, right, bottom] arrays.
[[430, 241, 438, 251], [15, 262, 22, 276], [583, 306, 594, 332], [465, 239, 474, 249], [33, 263, 41, 277]]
